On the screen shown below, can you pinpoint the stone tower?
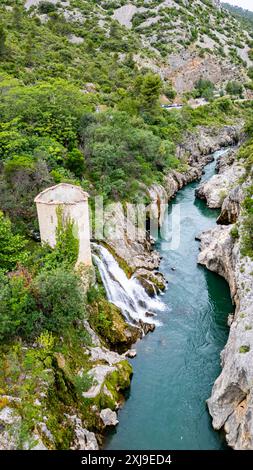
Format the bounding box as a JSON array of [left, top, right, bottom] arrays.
[[34, 183, 92, 266]]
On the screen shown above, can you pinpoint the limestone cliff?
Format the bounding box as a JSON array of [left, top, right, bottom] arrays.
[[197, 148, 253, 449], [102, 124, 242, 294]]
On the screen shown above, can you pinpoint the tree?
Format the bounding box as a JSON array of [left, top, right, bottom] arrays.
[[194, 78, 215, 101], [0, 157, 53, 229], [32, 268, 85, 333], [163, 83, 177, 100], [0, 24, 6, 57], [0, 274, 36, 342], [0, 211, 27, 272], [136, 73, 163, 110], [65, 148, 85, 177], [226, 81, 244, 97], [13, 5, 22, 30]]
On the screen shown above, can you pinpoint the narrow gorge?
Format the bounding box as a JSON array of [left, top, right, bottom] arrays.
[[1, 0, 253, 455], [92, 124, 253, 450]]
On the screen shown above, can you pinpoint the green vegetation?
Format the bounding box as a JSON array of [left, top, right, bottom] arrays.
[[194, 78, 215, 101], [222, 3, 253, 30], [241, 184, 253, 259], [230, 224, 239, 240], [226, 80, 244, 98], [238, 115, 253, 259], [0, 0, 252, 450], [239, 345, 250, 353], [0, 211, 27, 273]]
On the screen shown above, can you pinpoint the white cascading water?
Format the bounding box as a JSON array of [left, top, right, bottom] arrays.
[[92, 244, 165, 326]]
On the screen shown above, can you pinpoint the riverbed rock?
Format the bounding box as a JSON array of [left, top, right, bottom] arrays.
[[125, 349, 137, 358], [146, 183, 169, 228], [100, 409, 119, 427], [217, 185, 244, 225], [198, 225, 237, 297], [139, 320, 156, 335], [134, 268, 166, 296]]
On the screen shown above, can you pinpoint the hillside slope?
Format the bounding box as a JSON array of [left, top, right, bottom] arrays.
[[108, 0, 253, 93], [7, 0, 252, 97]]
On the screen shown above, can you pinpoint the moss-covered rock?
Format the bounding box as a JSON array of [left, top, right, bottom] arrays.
[[88, 293, 140, 352], [135, 268, 167, 296]]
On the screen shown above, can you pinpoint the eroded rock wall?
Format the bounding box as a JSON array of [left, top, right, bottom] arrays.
[[197, 147, 253, 449]]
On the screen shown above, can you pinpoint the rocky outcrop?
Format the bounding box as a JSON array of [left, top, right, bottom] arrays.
[[101, 124, 242, 295], [195, 147, 245, 208], [100, 409, 119, 427], [197, 145, 253, 449], [177, 125, 243, 166], [198, 226, 253, 450], [0, 316, 132, 451], [217, 185, 245, 225], [66, 415, 99, 451]]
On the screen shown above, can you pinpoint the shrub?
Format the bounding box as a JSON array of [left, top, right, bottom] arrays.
[[194, 78, 215, 101], [32, 268, 85, 334], [38, 1, 57, 14], [226, 81, 244, 97], [65, 148, 85, 177], [0, 211, 28, 272], [163, 83, 177, 100], [239, 345, 250, 353], [230, 225, 239, 239], [0, 268, 85, 343]]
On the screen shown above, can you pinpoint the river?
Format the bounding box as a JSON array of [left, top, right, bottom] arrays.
[[105, 149, 233, 450]]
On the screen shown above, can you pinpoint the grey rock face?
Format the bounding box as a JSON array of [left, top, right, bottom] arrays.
[[217, 185, 244, 224], [102, 124, 242, 296], [100, 408, 119, 427], [66, 415, 99, 450], [177, 125, 242, 163], [195, 146, 245, 209], [125, 349, 137, 358], [0, 407, 21, 450], [197, 150, 253, 449]]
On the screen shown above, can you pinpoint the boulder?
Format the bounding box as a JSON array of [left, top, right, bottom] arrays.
[[100, 409, 119, 427]]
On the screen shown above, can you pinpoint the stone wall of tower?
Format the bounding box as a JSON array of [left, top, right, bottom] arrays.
[[35, 184, 92, 267]]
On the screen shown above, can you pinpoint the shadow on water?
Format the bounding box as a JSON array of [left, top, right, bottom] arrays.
[[193, 196, 220, 220], [105, 149, 234, 450]]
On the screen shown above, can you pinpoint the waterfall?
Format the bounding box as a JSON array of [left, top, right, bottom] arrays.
[[92, 244, 165, 326]]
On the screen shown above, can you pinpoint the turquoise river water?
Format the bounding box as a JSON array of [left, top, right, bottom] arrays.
[[105, 150, 233, 450]]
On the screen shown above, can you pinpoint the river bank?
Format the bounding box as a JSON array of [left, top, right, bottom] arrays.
[[102, 121, 253, 450], [197, 147, 253, 449]]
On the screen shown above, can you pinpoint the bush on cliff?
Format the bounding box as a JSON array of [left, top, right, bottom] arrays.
[[0, 268, 86, 343], [0, 211, 28, 273]]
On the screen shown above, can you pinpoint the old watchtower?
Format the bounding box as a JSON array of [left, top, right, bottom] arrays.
[[34, 183, 92, 266]]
